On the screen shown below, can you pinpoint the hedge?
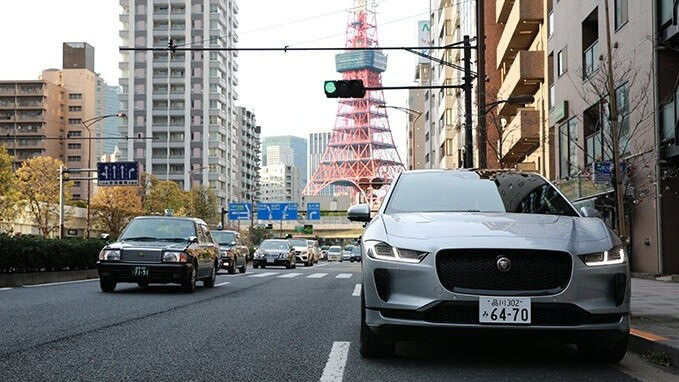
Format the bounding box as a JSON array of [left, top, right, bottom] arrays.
[[0, 234, 105, 273]]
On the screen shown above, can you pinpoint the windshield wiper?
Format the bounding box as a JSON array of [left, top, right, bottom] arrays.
[[121, 236, 157, 241]]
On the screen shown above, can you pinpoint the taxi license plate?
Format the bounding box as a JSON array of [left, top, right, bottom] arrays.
[[479, 296, 531, 324], [132, 266, 149, 277], [267, 258, 275, 263]]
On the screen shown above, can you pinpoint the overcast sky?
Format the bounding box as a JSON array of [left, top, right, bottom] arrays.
[[0, 0, 429, 160]]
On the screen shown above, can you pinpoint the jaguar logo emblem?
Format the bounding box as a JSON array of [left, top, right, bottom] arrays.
[[496, 256, 511, 272], [138, 252, 144, 257]]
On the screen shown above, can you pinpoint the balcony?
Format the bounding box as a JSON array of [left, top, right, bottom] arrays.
[[496, 0, 543, 70], [500, 109, 540, 166], [582, 40, 600, 79], [497, 51, 544, 116], [496, 0, 514, 24]]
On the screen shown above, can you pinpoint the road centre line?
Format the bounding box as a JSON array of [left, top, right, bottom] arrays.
[[23, 278, 99, 288], [307, 273, 328, 278], [352, 284, 361, 297], [319, 341, 350, 382]]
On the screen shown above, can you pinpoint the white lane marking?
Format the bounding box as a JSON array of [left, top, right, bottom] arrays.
[[352, 284, 361, 297], [314, 263, 328, 268], [336, 273, 352, 279], [278, 273, 302, 278], [215, 281, 230, 287], [247, 272, 278, 278], [307, 273, 328, 279], [319, 341, 350, 382], [23, 278, 99, 288], [0, 287, 12, 291]]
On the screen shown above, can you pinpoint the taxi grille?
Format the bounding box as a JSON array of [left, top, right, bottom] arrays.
[[121, 249, 162, 263], [436, 249, 572, 296]]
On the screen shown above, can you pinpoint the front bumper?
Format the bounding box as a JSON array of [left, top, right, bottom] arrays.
[[295, 254, 309, 263], [220, 256, 234, 268], [254, 258, 290, 267], [362, 246, 630, 342], [97, 262, 192, 284]]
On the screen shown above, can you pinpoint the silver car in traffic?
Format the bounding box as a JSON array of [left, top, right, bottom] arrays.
[[349, 170, 630, 363]]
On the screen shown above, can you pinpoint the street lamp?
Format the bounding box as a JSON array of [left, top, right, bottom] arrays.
[[483, 95, 535, 114], [376, 105, 423, 123], [80, 112, 126, 238]]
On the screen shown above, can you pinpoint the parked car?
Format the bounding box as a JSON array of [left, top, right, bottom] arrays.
[[211, 230, 248, 274], [289, 238, 314, 267], [253, 239, 296, 269], [307, 240, 321, 264], [342, 245, 353, 262], [350, 245, 362, 262], [327, 246, 342, 261], [350, 169, 630, 363], [97, 216, 220, 293]]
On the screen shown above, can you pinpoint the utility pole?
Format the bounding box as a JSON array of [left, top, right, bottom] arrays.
[[476, 0, 487, 169], [463, 35, 474, 168], [59, 165, 65, 239]]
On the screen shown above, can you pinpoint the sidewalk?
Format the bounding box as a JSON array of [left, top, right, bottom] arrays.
[[630, 278, 679, 366]]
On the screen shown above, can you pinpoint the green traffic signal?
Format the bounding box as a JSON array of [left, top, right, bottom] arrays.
[[324, 81, 337, 95], [323, 80, 366, 98]]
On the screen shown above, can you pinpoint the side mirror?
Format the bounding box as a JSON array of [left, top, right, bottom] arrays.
[[188, 236, 199, 243], [347, 204, 371, 223], [100, 233, 110, 241], [580, 207, 602, 218]]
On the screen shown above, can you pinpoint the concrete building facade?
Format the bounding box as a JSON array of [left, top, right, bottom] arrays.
[[119, 0, 240, 207], [259, 164, 301, 204], [261, 135, 307, 185], [234, 106, 260, 203], [407, 64, 431, 170], [308, 131, 334, 196]]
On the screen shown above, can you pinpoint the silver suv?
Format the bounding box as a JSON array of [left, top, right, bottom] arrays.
[[349, 170, 629, 363]]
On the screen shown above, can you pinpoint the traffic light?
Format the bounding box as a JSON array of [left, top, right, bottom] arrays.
[[324, 80, 366, 98]]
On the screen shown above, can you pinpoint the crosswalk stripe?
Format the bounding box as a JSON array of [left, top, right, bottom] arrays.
[[352, 284, 361, 296], [307, 273, 328, 279], [335, 273, 352, 279], [215, 281, 230, 287], [248, 272, 278, 278], [278, 273, 302, 278]]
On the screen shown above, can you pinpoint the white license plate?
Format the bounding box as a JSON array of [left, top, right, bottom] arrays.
[[267, 258, 275, 263], [479, 296, 531, 324]]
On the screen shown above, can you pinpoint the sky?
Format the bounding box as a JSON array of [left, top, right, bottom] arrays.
[[0, 0, 429, 160]]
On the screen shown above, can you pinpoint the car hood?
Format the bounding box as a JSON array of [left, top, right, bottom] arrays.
[[259, 249, 287, 254], [106, 241, 189, 251], [382, 213, 608, 242], [291, 246, 308, 251]]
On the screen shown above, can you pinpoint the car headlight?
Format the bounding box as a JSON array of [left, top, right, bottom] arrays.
[[98, 249, 120, 261], [579, 245, 626, 266], [163, 251, 188, 263], [254, 251, 264, 258], [364, 241, 427, 263], [279, 253, 288, 258]]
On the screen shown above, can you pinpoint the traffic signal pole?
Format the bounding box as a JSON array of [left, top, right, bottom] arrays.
[[463, 35, 474, 168]]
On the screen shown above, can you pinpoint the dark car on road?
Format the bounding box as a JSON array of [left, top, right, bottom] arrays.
[[211, 230, 248, 274], [97, 216, 220, 293], [350, 245, 362, 262], [253, 239, 296, 269]]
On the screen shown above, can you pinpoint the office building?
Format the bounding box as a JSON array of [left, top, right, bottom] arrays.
[[261, 135, 307, 185], [96, 78, 120, 156], [259, 164, 301, 204], [308, 131, 334, 195], [266, 145, 293, 166], [119, 0, 240, 207], [234, 106, 260, 203]]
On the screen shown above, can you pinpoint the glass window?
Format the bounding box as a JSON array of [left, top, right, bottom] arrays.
[[384, 171, 577, 217], [548, 11, 554, 37], [557, 48, 567, 77], [559, 118, 578, 177], [615, 0, 628, 29], [259, 240, 289, 250], [119, 218, 197, 241]]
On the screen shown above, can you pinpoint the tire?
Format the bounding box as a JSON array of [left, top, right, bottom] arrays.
[[292, 262, 296, 269], [137, 281, 149, 288], [183, 264, 197, 293], [304, 260, 311, 267], [238, 259, 247, 274], [261, 264, 266, 269], [360, 288, 395, 358], [286, 261, 292, 270], [253, 263, 259, 269], [100, 278, 116, 293], [350, 258, 355, 263], [228, 259, 236, 274], [577, 332, 629, 364], [203, 264, 216, 288]]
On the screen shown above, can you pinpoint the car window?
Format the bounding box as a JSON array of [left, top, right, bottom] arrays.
[[260, 240, 290, 250], [212, 231, 236, 245], [385, 171, 578, 217], [119, 218, 197, 241], [289, 239, 307, 247], [199, 225, 211, 244]]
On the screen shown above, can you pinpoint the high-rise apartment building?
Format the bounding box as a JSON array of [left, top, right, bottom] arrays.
[[261, 135, 307, 185], [96, 78, 120, 157], [234, 106, 260, 203], [407, 64, 431, 170], [308, 131, 333, 196], [119, 0, 240, 207]]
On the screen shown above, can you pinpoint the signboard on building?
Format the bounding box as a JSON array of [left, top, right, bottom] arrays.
[[257, 203, 298, 221], [97, 161, 139, 186], [418, 20, 431, 64], [228, 203, 252, 221], [307, 203, 321, 220]]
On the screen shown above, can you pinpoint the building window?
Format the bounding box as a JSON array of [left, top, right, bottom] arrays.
[[614, 0, 628, 30], [67, 156, 82, 162], [583, 40, 599, 79], [68, 106, 82, 112], [548, 11, 554, 38], [68, 93, 82, 100], [67, 143, 81, 150], [67, 131, 82, 138], [557, 48, 567, 77], [68, 118, 82, 125], [549, 85, 555, 110], [558, 117, 578, 178], [617, 83, 630, 154]]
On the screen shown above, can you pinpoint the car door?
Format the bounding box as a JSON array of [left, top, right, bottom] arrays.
[[197, 224, 214, 276], [235, 234, 245, 267]]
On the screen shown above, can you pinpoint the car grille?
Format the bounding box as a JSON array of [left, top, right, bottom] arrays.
[[121, 249, 162, 263], [436, 249, 572, 296]]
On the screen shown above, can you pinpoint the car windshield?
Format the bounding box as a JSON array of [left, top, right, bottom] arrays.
[[211, 231, 236, 245], [260, 240, 289, 250], [352, 247, 361, 254], [289, 239, 308, 247], [119, 218, 196, 241], [329, 247, 341, 253], [385, 171, 578, 217]]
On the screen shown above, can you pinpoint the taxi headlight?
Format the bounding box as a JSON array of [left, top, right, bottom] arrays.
[[163, 251, 188, 263], [98, 249, 120, 261]]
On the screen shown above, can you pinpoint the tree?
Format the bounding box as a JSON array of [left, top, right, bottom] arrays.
[[143, 180, 189, 216], [91, 186, 143, 237], [0, 146, 21, 232], [188, 186, 218, 223], [15, 157, 71, 237]]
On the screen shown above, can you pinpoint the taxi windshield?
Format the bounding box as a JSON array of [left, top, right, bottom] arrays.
[[119, 218, 196, 241]]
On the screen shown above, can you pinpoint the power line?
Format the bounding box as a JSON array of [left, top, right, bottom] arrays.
[[0, 136, 152, 141]]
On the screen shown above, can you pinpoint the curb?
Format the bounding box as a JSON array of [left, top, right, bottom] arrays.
[[629, 328, 679, 367], [0, 269, 99, 287], [632, 273, 679, 283]]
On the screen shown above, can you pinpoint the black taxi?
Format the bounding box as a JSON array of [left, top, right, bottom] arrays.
[[97, 216, 220, 293]]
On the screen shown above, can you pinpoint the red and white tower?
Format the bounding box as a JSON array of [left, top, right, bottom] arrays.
[[304, 0, 404, 209]]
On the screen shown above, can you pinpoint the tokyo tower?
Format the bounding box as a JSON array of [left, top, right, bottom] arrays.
[[303, 0, 404, 209]]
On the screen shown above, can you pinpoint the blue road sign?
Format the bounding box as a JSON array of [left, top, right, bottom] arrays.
[[97, 161, 139, 186], [228, 203, 251, 221], [307, 203, 321, 220], [257, 203, 298, 220]]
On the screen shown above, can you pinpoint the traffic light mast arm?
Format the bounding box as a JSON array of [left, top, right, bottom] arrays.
[[404, 48, 476, 77], [365, 84, 466, 91]]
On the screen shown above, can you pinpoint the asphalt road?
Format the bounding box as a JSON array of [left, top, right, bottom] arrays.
[[0, 261, 668, 381]]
